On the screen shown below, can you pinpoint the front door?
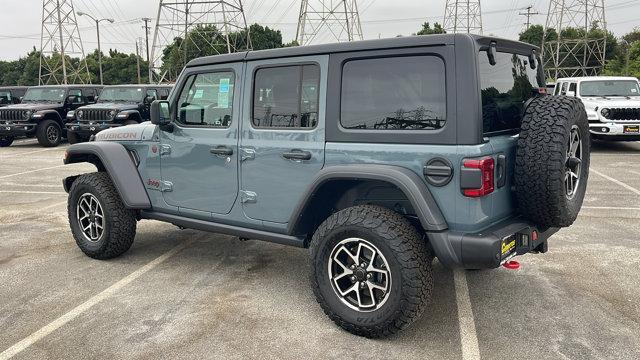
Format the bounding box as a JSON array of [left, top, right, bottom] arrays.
[[159, 64, 242, 215], [240, 56, 327, 223]]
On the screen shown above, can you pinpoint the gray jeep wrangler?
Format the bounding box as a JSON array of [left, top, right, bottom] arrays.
[[62, 34, 590, 338]]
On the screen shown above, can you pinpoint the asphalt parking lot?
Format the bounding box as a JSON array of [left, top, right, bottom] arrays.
[[1, 139, 640, 360]]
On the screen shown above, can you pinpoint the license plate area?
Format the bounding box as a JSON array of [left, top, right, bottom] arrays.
[[624, 125, 639, 133], [500, 234, 517, 262]]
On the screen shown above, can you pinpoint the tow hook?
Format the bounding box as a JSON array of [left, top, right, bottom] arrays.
[[502, 260, 520, 270]]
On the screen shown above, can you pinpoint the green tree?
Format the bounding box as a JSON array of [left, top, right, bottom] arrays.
[[416, 22, 446, 35]]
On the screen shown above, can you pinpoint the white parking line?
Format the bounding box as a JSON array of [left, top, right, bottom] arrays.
[[0, 148, 63, 158], [0, 190, 66, 195], [0, 240, 191, 360], [454, 269, 481, 360], [591, 168, 640, 195], [629, 170, 640, 177], [0, 165, 66, 179], [582, 206, 640, 210]]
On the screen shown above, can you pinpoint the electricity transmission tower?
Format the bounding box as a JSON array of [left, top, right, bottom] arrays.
[[542, 0, 607, 80], [443, 0, 483, 34], [150, 0, 251, 83], [39, 0, 91, 85], [296, 0, 364, 46]]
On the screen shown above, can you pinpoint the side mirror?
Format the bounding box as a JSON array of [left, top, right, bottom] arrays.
[[66, 95, 82, 104], [150, 100, 172, 127], [144, 95, 155, 104]]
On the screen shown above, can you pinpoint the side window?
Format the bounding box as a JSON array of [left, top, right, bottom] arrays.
[[68, 89, 84, 104], [554, 83, 561, 95], [252, 64, 320, 129], [568, 82, 577, 93], [176, 71, 235, 127], [561, 82, 568, 95], [83, 88, 97, 102], [340, 56, 446, 130], [159, 89, 169, 100], [146, 89, 158, 102]]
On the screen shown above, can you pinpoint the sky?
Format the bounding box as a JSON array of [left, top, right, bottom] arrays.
[[0, 0, 639, 61]]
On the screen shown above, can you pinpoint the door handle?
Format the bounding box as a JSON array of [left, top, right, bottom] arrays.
[[282, 149, 312, 161], [496, 154, 507, 188], [210, 145, 233, 156]]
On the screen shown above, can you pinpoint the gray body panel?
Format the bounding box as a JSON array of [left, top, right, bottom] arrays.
[[239, 55, 328, 223]]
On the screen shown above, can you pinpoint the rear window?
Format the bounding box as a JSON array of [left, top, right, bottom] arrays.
[[479, 52, 544, 135]]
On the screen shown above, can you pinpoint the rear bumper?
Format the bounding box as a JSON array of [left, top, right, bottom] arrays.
[[66, 122, 122, 136], [0, 123, 37, 136], [428, 218, 558, 269]]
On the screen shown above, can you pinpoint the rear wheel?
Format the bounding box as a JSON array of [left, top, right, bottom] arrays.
[[68, 172, 137, 259], [0, 136, 14, 147], [36, 119, 61, 147], [309, 205, 433, 338]]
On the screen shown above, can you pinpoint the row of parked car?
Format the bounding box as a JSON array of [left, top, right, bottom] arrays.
[[0, 84, 172, 147]]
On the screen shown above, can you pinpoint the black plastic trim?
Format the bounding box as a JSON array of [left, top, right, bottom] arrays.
[[63, 141, 151, 209], [287, 164, 448, 235], [140, 210, 306, 248]]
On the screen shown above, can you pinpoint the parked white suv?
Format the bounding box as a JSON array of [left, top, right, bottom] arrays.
[[555, 76, 640, 141]]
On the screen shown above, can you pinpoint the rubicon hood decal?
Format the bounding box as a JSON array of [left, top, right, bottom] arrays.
[[95, 123, 151, 141]]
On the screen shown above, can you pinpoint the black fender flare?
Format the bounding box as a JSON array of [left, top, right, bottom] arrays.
[[287, 164, 448, 235], [34, 110, 63, 123], [63, 141, 151, 209], [119, 110, 143, 121]]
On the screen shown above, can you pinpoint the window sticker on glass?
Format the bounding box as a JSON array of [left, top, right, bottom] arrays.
[[218, 92, 229, 108], [193, 89, 204, 99], [219, 78, 230, 93]]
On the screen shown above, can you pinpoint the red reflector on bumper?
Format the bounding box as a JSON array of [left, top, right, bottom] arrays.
[[502, 260, 520, 270]]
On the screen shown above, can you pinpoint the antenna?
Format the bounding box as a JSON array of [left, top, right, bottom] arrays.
[[443, 0, 483, 34], [150, 0, 251, 83], [39, 0, 91, 85], [296, 0, 364, 46], [542, 0, 607, 80]]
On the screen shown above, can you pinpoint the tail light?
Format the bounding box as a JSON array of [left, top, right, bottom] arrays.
[[462, 157, 494, 197]]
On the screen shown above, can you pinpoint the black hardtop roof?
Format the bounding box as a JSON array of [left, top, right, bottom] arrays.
[[27, 85, 103, 89], [0, 86, 29, 90], [101, 84, 173, 89], [186, 34, 538, 68]]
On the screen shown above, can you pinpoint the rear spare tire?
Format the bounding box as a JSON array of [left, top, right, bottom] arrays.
[[515, 95, 590, 228]]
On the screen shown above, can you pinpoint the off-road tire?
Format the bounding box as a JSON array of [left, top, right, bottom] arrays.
[[515, 95, 590, 228], [66, 130, 84, 145], [309, 205, 433, 338], [68, 172, 137, 259], [0, 136, 14, 147], [36, 119, 61, 147]]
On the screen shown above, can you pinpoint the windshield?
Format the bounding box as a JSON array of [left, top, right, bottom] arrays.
[[580, 80, 640, 97], [23, 88, 66, 102], [99, 87, 144, 102]]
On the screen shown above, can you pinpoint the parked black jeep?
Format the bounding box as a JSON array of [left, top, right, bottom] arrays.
[[0, 87, 28, 107], [65, 85, 172, 144], [0, 85, 102, 147]]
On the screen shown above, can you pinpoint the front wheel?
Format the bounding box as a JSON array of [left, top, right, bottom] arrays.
[[36, 119, 61, 147], [68, 172, 137, 259], [309, 205, 433, 338], [0, 136, 14, 147]]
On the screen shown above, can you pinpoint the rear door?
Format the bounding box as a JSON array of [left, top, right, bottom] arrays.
[[477, 49, 545, 221], [159, 64, 241, 217], [239, 56, 327, 223]]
